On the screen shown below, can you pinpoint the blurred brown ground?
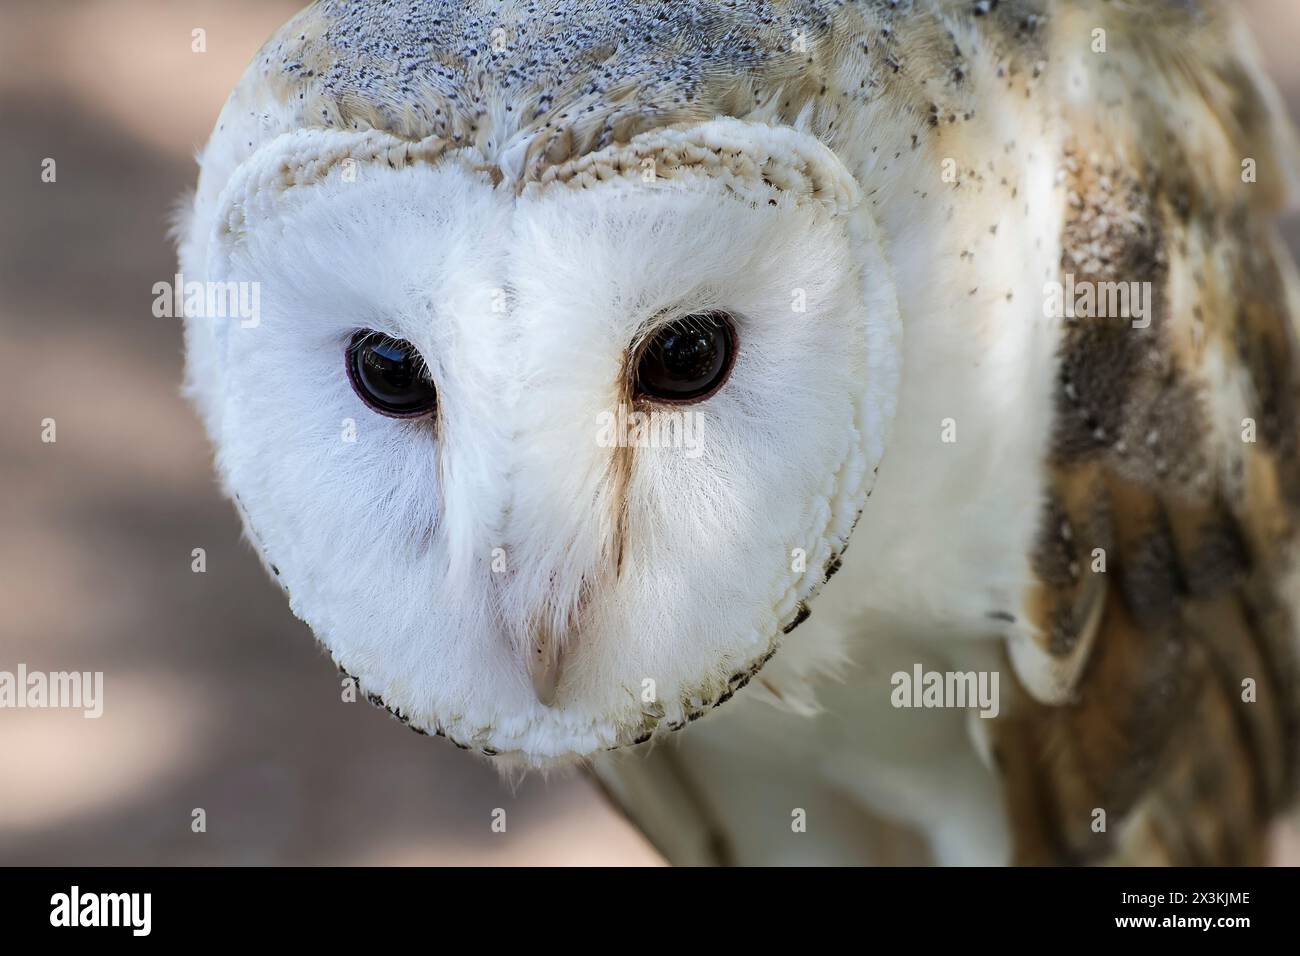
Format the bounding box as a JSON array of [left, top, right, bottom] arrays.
[[0, 0, 1297, 866]]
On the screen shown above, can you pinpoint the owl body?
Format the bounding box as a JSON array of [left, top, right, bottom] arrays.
[[180, 0, 1300, 864]]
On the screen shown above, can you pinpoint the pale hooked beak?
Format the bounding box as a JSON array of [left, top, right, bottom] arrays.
[[528, 622, 564, 707]]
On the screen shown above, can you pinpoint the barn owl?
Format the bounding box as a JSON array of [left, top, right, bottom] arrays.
[[177, 0, 1300, 865]]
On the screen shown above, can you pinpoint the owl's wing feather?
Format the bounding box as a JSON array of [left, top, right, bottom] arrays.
[[997, 0, 1300, 865], [587, 750, 732, 866]]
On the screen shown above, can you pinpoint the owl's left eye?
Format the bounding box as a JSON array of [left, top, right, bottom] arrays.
[[346, 331, 438, 418], [633, 311, 738, 403]]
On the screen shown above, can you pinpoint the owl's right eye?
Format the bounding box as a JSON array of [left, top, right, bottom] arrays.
[[346, 331, 439, 418]]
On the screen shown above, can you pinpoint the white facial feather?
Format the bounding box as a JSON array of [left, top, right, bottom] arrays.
[[183, 121, 899, 765]]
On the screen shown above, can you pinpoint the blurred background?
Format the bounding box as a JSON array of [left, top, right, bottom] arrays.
[[0, 0, 1297, 866]]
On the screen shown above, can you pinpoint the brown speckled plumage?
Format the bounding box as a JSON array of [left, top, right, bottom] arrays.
[[199, 0, 1055, 207], [1001, 1, 1300, 864]]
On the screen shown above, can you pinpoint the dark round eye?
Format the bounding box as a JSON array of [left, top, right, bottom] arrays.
[[634, 311, 737, 403], [346, 331, 438, 418]]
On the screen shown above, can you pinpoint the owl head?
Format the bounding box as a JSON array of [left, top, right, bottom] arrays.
[[178, 33, 901, 767]]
